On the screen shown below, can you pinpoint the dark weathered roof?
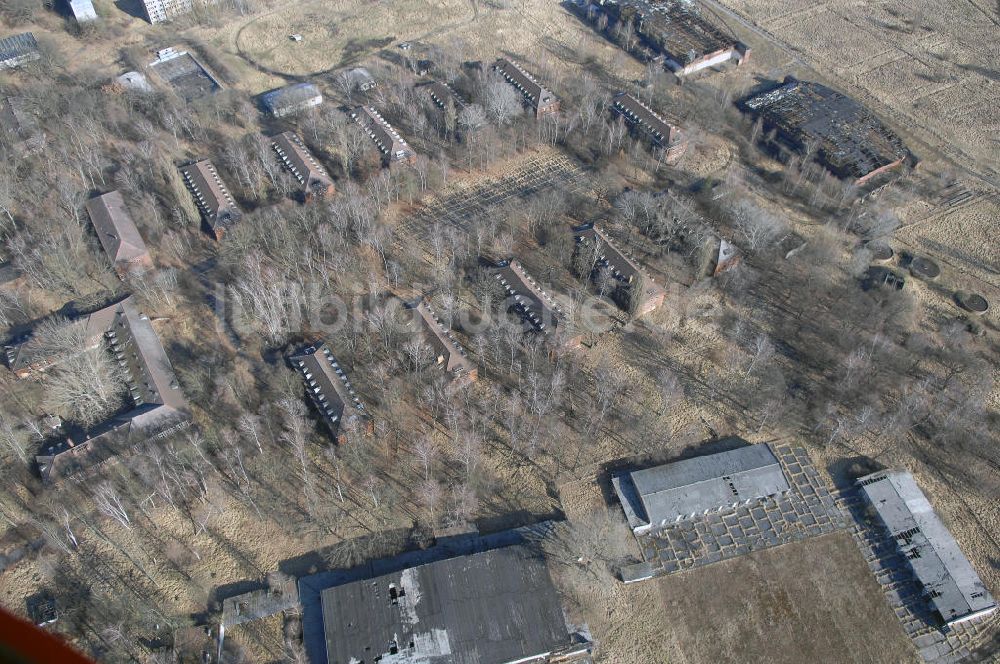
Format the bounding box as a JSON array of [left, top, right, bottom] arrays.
[[405, 300, 474, 379], [858, 471, 997, 625], [85, 191, 151, 269], [494, 260, 564, 335], [261, 83, 322, 116], [180, 159, 242, 231], [493, 58, 559, 115], [0, 33, 40, 69], [321, 545, 576, 664], [612, 92, 680, 147], [426, 81, 466, 110], [739, 78, 908, 182], [350, 105, 416, 162], [270, 132, 334, 195], [33, 296, 189, 481], [150, 50, 220, 101], [616, 444, 789, 529], [574, 224, 665, 308], [288, 342, 367, 439]]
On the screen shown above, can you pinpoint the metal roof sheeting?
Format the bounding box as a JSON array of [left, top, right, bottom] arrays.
[[858, 471, 997, 625]]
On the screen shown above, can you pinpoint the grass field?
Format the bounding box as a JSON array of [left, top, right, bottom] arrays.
[[656, 532, 916, 663]]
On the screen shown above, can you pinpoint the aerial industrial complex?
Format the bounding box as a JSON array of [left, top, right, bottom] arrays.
[[0, 0, 995, 661]]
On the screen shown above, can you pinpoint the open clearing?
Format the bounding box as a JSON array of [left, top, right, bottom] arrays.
[[656, 531, 916, 664]]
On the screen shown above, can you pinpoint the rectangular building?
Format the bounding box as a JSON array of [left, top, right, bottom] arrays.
[[0, 33, 40, 70], [289, 343, 369, 443], [85, 191, 153, 277], [271, 131, 334, 200], [494, 259, 580, 347], [493, 58, 560, 117], [320, 545, 591, 664], [574, 223, 665, 317], [261, 82, 322, 118], [614, 444, 790, 532], [139, 0, 193, 23], [69, 0, 98, 22], [34, 296, 189, 481], [404, 299, 476, 384], [180, 159, 242, 240], [858, 471, 997, 626], [611, 92, 687, 162], [425, 80, 466, 111], [350, 105, 416, 164]]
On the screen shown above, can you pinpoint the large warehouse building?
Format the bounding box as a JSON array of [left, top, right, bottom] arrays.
[[319, 545, 591, 664], [858, 471, 996, 626], [614, 444, 790, 532]]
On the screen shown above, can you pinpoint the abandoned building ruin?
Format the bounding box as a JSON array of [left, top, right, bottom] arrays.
[[492, 58, 561, 117], [858, 471, 997, 627], [289, 342, 371, 444], [425, 80, 467, 111], [149, 48, 222, 102], [403, 299, 477, 384], [261, 82, 323, 118], [494, 259, 581, 348], [576, 0, 749, 79], [573, 223, 666, 317], [350, 105, 417, 165], [614, 444, 791, 533], [739, 77, 909, 185], [180, 159, 243, 240], [611, 92, 687, 162], [18, 296, 190, 481], [0, 33, 40, 71], [319, 545, 592, 664], [139, 0, 194, 24], [85, 191, 154, 278], [270, 131, 335, 200]]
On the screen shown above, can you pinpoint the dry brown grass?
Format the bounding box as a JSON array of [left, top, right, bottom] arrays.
[[656, 531, 917, 664]]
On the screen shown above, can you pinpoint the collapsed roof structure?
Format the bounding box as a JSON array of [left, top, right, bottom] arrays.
[[574, 223, 666, 317], [577, 0, 749, 78], [611, 92, 687, 162], [180, 159, 242, 240], [289, 343, 370, 443], [0, 33, 39, 70], [270, 131, 335, 199], [350, 105, 417, 164], [85, 191, 153, 277], [149, 48, 222, 102], [493, 58, 561, 117], [614, 444, 790, 532], [28, 296, 189, 481], [320, 545, 591, 664], [739, 77, 909, 184], [858, 471, 997, 626], [404, 299, 476, 384]]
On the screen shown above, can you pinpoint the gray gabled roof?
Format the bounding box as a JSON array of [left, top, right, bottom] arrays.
[[858, 471, 997, 625], [618, 444, 789, 529], [320, 545, 576, 664]]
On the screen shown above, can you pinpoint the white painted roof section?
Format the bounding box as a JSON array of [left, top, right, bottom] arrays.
[[858, 471, 996, 624]]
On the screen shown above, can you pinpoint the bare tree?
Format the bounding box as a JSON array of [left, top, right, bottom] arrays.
[[94, 483, 132, 530], [729, 201, 786, 254]]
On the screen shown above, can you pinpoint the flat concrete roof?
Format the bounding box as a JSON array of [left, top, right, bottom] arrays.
[[858, 471, 996, 625], [616, 444, 790, 530]]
